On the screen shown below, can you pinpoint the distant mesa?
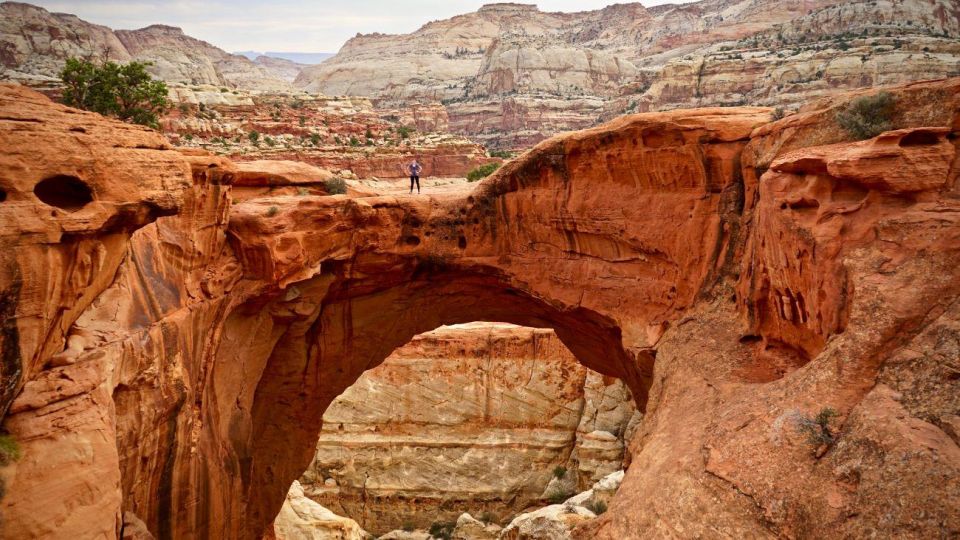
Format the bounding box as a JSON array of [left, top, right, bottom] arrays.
[[236, 51, 335, 64]]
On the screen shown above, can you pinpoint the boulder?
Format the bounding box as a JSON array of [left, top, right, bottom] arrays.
[[500, 505, 596, 540], [273, 481, 370, 540]]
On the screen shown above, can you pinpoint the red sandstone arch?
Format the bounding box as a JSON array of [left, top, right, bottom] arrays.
[[218, 107, 769, 534], [0, 89, 770, 537]]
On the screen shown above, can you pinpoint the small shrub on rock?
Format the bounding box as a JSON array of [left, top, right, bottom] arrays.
[[324, 178, 347, 195], [0, 434, 20, 465], [586, 500, 608, 515], [796, 407, 839, 450], [547, 490, 573, 504], [552, 466, 567, 479], [836, 91, 896, 140], [428, 521, 454, 540], [266, 206, 279, 217]]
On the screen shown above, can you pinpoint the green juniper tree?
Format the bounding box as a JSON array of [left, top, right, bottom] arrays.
[[60, 58, 169, 129]]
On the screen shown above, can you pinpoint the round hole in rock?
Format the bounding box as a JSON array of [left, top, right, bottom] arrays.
[[0, 189, 6, 202], [34, 175, 93, 212]]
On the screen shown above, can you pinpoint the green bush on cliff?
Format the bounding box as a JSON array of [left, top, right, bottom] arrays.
[[836, 91, 896, 140], [59, 57, 169, 129], [466, 162, 501, 182]]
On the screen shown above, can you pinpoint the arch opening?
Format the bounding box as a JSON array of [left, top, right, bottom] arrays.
[[33, 174, 93, 211], [276, 321, 639, 538]]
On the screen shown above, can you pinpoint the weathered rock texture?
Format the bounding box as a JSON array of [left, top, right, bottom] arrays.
[[299, 323, 636, 534], [298, 0, 960, 148], [0, 2, 292, 91], [0, 76, 959, 540]]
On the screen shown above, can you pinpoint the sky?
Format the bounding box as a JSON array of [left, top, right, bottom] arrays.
[[30, 0, 697, 54]]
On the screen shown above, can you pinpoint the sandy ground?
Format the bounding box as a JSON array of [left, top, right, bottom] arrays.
[[350, 177, 479, 199]]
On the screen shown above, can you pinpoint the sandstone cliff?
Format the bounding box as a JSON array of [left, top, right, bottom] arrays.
[[0, 77, 959, 539], [0, 2, 293, 91], [299, 323, 637, 534], [163, 90, 497, 179]]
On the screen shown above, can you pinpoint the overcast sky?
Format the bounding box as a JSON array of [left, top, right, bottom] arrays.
[[31, 1, 696, 53]]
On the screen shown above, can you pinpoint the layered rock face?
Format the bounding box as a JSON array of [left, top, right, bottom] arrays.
[[620, 1, 960, 114], [299, 323, 637, 534], [163, 90, 496, 179], [0, 2, 292, 91], [298, 0, 960, 148], [0, 77, 959, 540]]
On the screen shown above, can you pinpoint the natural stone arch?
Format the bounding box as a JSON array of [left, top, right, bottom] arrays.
[[220, 108, 769, 536]]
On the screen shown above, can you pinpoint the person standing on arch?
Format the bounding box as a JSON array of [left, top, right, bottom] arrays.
[[407, 157, 422, 194]]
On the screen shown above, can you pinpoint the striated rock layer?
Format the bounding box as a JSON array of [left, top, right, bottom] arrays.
[[0, 77, 958, 539], [299, 323, 637, 534]]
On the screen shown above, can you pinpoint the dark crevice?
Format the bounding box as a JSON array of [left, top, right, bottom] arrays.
[[899, 130, 941, 147], [34, 175, 93, 212]]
